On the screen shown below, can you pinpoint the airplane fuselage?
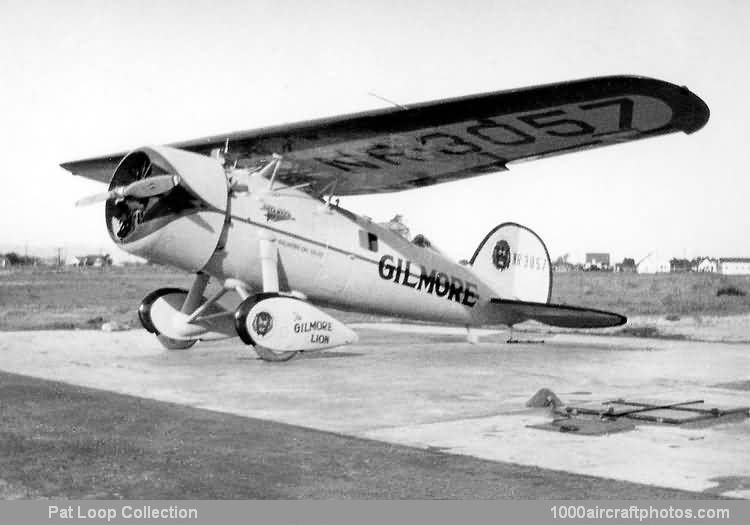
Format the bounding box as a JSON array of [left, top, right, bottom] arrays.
[[198, 172, 499, 326]]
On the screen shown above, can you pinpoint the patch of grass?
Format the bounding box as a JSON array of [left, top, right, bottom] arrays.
[[4, 267, 750, 331], [0, 266, 192, 331], [615, 325, 686, 340], [717, 286, 746, 297], [617, 326, 662, 338], [712, 380, 750, 391], [551, 272, 750, 318], [0, 266, 393, 331]]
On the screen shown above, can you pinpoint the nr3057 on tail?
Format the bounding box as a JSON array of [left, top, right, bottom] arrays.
[[62, 75, 709, 361]]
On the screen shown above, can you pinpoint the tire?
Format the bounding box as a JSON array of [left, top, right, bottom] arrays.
[[253, 345, 299, 362], [138, 287, 189, 334], [139, 288, 199, 351], [157, 334, 197, 351], [233, 293, 299, 362]]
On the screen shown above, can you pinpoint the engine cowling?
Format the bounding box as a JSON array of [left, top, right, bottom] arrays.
[[105, 146, 228, 272]]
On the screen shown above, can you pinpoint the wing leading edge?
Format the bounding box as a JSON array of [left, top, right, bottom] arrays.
[[61, 76, 709, 195]]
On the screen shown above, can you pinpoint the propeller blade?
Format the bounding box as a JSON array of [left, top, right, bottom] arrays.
[[75, 175, 179, 207], [123, 174, 180, 198], [75, 190, 117, 207]]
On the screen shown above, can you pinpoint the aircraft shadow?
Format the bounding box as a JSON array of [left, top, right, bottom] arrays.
[[299, 351, 363, 360], [235, 351, 363, 362]]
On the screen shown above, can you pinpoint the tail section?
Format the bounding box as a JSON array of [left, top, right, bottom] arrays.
[[470, 222, 626, 329], [489, 299, 626, 328], [469, 222, 552, 302]]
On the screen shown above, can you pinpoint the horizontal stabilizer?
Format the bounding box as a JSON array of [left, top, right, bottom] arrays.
[[490, 298, 626, 328]]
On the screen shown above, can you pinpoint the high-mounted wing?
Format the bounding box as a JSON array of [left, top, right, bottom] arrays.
[[61, 76, 709, 196]]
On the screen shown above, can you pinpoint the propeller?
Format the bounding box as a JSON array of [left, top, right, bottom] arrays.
[[75, 174, 181, 207]]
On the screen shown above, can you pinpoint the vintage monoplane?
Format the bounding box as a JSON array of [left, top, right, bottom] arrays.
[[63, 76, 709, 361]]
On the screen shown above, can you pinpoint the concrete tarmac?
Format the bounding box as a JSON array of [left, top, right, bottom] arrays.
[[1, 325, 749, 498]]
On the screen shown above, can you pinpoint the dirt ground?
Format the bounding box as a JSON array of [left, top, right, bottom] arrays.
[[0, 371, 709, 499], [1, 326, 749, 498], [2, 267, 749, 499]]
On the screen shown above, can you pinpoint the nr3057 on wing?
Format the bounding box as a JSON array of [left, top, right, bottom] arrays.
[[63, 76, 709, 362]]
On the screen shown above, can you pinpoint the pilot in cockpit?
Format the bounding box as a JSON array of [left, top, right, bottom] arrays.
[[382, 214, 434, 249], [412, 234, 432, 248]]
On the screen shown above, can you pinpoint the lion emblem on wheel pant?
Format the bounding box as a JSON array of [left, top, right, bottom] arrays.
[[252, 311, 273, 336], [492, 239, 511, 270]]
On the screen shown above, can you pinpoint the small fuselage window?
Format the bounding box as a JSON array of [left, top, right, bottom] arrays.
[[359, 230, 378, 252]]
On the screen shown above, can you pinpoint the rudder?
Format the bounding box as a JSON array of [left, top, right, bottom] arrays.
[[469, 222, 552, 302]]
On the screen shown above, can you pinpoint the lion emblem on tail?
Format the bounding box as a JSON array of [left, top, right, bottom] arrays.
[[492, 240, 511, 271]]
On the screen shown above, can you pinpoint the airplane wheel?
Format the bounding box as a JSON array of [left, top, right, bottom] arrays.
[[140, 288, 199, 351], [157, 334, 197, 351], [253, 346, 299, 362], [234, 294, 299, 362], [138, 287, 189, 334]]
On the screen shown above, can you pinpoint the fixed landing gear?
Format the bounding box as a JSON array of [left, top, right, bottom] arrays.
[[233, 294, 299, 362], [138, 227, 355, 362], [137, 274, 305, 362], [137, 275, 235, 352], [138, 287, 201, 351]]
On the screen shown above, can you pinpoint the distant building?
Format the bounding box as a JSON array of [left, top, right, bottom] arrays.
[[637, 252, 671, 274], [670, 258, 692, 273], [585, 253, 610, 271], [552, 261, 576, 273], [39, 256, 63, 267], [615, 258, 637, 273], [696, 257, 717, 273], [74, 254, 113, 267], [718, 257, 750, 275]]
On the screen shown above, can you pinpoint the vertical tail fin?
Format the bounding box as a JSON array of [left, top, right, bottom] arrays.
[[469, 222, 552, 303]]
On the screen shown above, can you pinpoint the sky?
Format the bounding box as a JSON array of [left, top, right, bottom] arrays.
[[0, 0, 748, 263]]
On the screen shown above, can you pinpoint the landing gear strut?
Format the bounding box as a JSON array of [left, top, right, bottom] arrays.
[[234, 228, 300, 362], [154, 272, 210, 350]]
